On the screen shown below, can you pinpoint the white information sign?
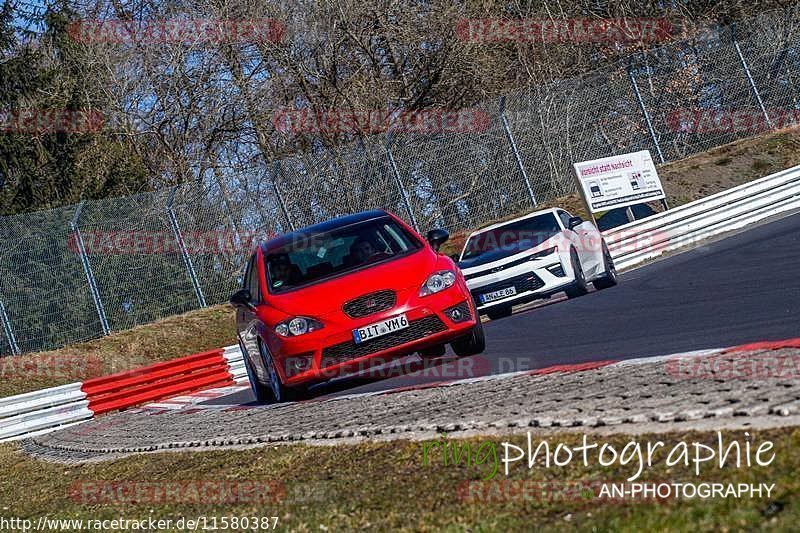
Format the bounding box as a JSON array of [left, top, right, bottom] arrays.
[[573, 150, 665, 213]]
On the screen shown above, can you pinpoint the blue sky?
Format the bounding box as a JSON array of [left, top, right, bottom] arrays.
[[8, 0, 49, 34]]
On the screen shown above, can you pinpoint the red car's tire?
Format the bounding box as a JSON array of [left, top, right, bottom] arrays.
[[257, 339, 307, 403], [241, 341, 273, 403], [451, 319, 486, 357]]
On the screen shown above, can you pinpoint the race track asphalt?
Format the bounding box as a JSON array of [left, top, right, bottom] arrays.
[[205, 211, 800, 405]]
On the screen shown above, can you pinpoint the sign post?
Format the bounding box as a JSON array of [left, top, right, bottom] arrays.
[[572, 150, 666, 224]]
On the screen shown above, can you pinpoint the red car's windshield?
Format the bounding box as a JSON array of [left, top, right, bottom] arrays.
[[265, 217, 422, 293]]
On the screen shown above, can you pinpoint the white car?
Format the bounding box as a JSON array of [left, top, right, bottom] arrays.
[[456, 208, 617, 320]]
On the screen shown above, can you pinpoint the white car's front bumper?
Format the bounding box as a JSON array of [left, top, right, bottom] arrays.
[[464, 249, 576, 312]]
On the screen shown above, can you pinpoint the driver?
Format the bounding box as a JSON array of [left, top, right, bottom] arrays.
[[351, 238, 379, 263], [269, 254, 297, 288]]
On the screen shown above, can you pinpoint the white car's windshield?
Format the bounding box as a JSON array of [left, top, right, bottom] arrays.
[[461, 213, 561, 261]]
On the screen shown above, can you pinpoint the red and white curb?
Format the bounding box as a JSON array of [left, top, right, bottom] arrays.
[[131, 384, 249, 413], [0, 346, 246, 442]]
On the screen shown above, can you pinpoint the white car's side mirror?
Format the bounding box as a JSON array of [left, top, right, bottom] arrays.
[[568, 216, 584, 230]]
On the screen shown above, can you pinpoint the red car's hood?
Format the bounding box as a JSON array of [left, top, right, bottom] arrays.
[[267, 249, 440, 317]]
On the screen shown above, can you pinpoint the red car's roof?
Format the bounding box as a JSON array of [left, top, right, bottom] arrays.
[[260, 209, 392, 254]]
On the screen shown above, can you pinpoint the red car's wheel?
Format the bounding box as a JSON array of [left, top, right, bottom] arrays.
[[451, 319, 486, 357], [257, 339, 307, 403], [241, 340, 273, 403]]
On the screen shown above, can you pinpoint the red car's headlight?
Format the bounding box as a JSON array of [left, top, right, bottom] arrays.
[[419, 270, 457, 297], [275, 317, 324, 337]]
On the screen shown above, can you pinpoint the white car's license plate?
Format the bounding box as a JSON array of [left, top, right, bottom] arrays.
[[480, 286, 517, 303], [353, 313, 409, 344]]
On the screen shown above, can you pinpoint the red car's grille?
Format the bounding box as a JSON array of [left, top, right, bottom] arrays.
[[321, 316, 447, 368], [342, 290, 396, 318]]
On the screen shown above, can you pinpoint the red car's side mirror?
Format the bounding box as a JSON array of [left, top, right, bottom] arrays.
[[426, 228, 449, 252], [230, 288, 256, 311]]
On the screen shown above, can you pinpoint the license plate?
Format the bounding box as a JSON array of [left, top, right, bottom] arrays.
[[353, 313, 409, 344], [480, 286, 517, 303]]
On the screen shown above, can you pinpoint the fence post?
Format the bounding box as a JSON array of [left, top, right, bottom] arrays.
[[499, 96, 538, 206], [0, 300, 20, 356], [271, 161, 295, 232], [70, 202, 110, 336], [166, 188, 207, 308], [627, 61, 666, 164], [384, 135, 420, 231], [211, 167, 244, 249], [732, 23, 772, 129]]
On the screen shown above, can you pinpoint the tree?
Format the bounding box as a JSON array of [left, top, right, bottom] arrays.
[[0, 4, 149, 216]]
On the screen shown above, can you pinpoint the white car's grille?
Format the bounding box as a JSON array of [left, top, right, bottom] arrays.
[[470, 273, 545, 303]]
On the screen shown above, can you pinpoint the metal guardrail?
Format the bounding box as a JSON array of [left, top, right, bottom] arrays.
[[223, 345, 248, 383], [0, 346, 246, 442], [604, 165, 800, 270], [82, 349, 234, 415], [0, 383, 92, 442]]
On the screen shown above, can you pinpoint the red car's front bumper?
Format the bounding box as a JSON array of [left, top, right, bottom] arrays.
[[265, 285, 477, 386]]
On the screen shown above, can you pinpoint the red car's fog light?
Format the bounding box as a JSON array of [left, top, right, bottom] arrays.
[[284, 352, 315, 378], [445, 301, 472, 323]]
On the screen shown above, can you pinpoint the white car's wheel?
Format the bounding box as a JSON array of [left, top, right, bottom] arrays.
[[565, 248, 589, 298], [593, 241, 618, 290]]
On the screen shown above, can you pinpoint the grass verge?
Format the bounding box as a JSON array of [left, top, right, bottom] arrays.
[[1, 427, 797, 531]]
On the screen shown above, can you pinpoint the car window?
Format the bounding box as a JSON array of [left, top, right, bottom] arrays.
[[243, 256, 253, 292], [245, 254, 261, 302], [557, 210, 573, 228], [265, 217, 422, 293], [461, 213, 561, 261]]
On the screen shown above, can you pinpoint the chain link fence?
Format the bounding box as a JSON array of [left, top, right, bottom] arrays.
[[2, 8, 800, 356]]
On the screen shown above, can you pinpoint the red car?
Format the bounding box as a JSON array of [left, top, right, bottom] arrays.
[[230, 209, 485, 403]]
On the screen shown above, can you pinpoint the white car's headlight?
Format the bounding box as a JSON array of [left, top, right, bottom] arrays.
[[275, 317, 324, 337], [529, 247, 557, 260], [419, 270, 457, 296]]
